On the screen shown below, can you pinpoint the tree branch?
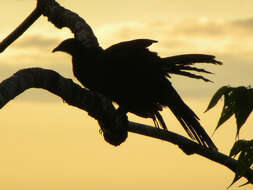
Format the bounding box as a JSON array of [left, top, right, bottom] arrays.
[[0, 4, 41, 53], [0, 68, 129, 146], [0, 0, 99, 52], [128, 122, 253, 183], [37, 0, 99, 47], [0, 68, 252, 183]]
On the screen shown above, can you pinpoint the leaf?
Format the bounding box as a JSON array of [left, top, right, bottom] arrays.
[[233, 87, 253, 136], [207, 85, 253, 136], [205, 85, 231, 112], [228, 140, 253, 188], [214, 92, 234, 132], [229, 140, 248, 157]]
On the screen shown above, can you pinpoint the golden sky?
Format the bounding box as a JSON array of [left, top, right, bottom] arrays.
[[0, 0, 252, 190]]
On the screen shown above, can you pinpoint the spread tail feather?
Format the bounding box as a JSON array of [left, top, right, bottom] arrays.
[[162, 54, 222, 82], [163, 86, 218, 151]]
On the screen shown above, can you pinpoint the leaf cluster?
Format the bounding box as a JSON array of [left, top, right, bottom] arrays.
[[205, 86, 253, 136], [206, 85, 253, 187], [229, 140, 253, 187]]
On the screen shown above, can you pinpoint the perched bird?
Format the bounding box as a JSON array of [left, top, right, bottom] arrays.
[[53, 38, 221, 150]]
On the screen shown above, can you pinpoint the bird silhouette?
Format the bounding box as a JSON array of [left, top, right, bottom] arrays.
[[53, 38, 221, 150]]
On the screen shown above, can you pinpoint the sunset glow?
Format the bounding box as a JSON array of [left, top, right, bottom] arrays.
[[0, 1, 252, 190]]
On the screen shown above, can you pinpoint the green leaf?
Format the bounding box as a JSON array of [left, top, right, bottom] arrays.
[[205, 85, 231, 112]]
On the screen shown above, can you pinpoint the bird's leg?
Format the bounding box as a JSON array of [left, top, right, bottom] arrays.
[[152, 115, 160, 128], [155, 112, 168, 130]]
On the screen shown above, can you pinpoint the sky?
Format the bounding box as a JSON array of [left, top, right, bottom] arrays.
[[0, 0, 252, 190]]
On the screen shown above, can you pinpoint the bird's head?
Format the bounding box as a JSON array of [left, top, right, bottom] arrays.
[[52, 38, 84, 55], [53, 38, 103, 58]]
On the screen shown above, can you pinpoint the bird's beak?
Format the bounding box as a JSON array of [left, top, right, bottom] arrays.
[[52, 47, 59, 53]]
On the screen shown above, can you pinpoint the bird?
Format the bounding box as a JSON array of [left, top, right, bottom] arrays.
[[53, 38, 221, 150]]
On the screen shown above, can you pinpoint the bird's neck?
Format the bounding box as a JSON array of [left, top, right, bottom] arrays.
[[71, 47, 103, 88]]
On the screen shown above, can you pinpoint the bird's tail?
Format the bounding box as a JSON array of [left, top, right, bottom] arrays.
[[161, 54, 222, 82], [163, 85, 218, 151], [153, 54, 220, 150]]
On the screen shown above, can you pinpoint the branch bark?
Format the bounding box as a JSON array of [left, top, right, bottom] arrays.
[[0, 0, 252, 184]]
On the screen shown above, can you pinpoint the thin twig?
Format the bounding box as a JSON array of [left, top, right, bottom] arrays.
[[128, 122, 253, 182], [0, 5, 42, 53]]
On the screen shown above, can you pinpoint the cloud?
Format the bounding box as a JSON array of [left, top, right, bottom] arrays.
[[1, 17, 252, 102], [169, 19, 226, 38], [14, 35, 60, 51], [231, 18, 253, 30], [9, 17, 253, 56], [167, 18, 253, 38], [95, 17, 253, 61]]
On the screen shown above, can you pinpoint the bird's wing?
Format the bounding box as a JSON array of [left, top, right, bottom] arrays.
[[102, 38, 161, 74], [105, 39, 158, 52], [99, 38, 163, 105]]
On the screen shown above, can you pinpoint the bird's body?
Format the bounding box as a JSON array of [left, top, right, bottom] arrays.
[[53, 38, 221, 150]]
